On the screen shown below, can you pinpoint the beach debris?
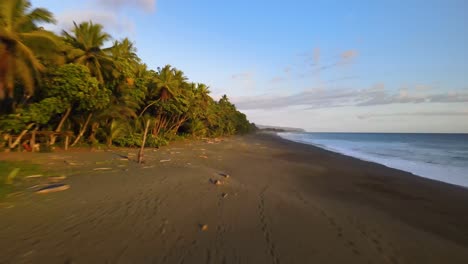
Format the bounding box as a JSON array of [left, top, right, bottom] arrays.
[[199, 224, 209, 231], [218, 172, 230, 178], [210, 179, 223, 185], [48, 175, 67, 182], [199, 155, 208, 159], [5, 168, 20, 184], [25, 174, 43, 178], [36, 184, 70, 194], [160, 159, 171, 163], [93, 167, 112, 171], [143, 166, 154, 169], [221, 193, 228, 198]]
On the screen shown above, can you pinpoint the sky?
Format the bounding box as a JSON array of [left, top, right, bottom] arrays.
[[36, 0, 468, 133]]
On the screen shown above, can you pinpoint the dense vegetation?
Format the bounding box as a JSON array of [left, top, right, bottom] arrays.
[[0, 0, 255, 151]]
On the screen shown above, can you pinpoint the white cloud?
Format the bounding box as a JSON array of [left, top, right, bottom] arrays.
[[97, 0, 156, 12], [231, 72, 253, 80], [55, 10, 134, 34], [42, 0, 156, 36], [357, 111, 468, 120], [233, 85, 468, 110]]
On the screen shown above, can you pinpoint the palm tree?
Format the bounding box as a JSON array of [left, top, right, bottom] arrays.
[[110, 38, 140, 65], [62, 21, 113, 83], [195, 83, 211, 106], [0, 0, 58, 100], [108, 38, 142, 88], [151, 65, 183, 101]]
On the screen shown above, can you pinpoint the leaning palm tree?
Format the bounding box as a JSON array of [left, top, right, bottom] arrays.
[[0, 0, 58, 100], [139, 65, 181, 117], [62, 21, 113, 83]]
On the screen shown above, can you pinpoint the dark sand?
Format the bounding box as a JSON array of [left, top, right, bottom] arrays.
[[1, 133, 468, 263]]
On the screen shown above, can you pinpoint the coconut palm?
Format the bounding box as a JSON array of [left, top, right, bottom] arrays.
[[62, 21, 113, 83], [151, 65, 181, 101], [0, 0, 58, 100]]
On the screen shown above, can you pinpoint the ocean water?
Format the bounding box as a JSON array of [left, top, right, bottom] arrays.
[[277, 132, 468, 188]]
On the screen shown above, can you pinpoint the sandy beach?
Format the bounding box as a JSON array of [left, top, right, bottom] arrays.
[[1, 133, 468, 263]]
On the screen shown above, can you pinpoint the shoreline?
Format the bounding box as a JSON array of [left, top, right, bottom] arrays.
[[275, 131, 468, 188], [1, 133, 468, 263]]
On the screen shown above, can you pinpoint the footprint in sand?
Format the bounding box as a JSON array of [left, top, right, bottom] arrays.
[[258, 189, 281, 264]]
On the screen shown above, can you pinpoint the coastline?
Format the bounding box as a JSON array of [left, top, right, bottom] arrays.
[[1, 133, 468, 263], [276, 131, 468, 188]]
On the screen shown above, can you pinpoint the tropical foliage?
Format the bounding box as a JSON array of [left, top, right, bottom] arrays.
[[0, 0, 255, 150]]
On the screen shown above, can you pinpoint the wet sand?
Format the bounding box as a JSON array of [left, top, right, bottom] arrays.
[[1, 133, 468, 263]]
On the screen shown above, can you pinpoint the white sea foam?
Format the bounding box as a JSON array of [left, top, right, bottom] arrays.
[[278, 132, 468, 188]]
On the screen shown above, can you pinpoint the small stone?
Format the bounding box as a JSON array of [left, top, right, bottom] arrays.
[[200, 224, 208, 231], [219, 172, 230, 178], [209, 178, 222, 185]]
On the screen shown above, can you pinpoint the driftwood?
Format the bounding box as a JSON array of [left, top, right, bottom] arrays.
[[8, 123, 34, 150], [6, 130, 73, 152]]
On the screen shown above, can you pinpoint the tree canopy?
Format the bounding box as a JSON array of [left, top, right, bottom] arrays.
[[0, 1, 255, 150]]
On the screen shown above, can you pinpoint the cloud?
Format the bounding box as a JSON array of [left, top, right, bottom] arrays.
[[290, 48, 359, 80], [325, 76, 360, 83], [56, 10, 134, 33], [313, 47, 320, 65], [270, 76, 284, 83], [231, 72, 253, 80], [43, 0, 156, 35], [97, 0, 156, 12], [357, 111, 468, 120], [233, 86, 468, 110], [340, 50, 358, 60]]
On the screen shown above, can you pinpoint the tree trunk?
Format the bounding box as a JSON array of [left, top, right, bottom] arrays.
[[71, 113, 92, 147], [152, 113, 161, 135], [106, 119, 113, 148], [138, 100, 158, 118], [9, 123, 34, 150], [50, 107, 71, 145], [138, 119, 151, 164], [88, 122, 99, 144], [171, 116, 188, 135], [30, 128, 36, 152]]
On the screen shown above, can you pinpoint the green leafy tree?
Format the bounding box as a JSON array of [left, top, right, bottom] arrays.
[[0, 0, 58, 101], [42, 64, 110, 145]]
